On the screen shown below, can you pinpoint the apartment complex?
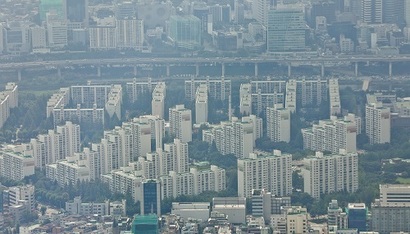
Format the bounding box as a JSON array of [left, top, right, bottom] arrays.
[[0, 83, 18, 129], [366, 102, 391, 144], [301, 151, 359, 199], [48, 85, 123, 126], [202, 116, 262, 158], [302, 114, 361, 154], [238, 150, 292, 198], [169, 105, 192, 143], [266, 104, 291, 143]]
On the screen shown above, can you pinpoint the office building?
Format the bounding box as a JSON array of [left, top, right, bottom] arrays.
[[3, 22, 31, 54], [286, 206, 308, 234], [251, 189, 291, 222], [46, 13, 68, 48], [171, 202, 210, 221], [212, 197, 246, 224], [346, 203, 367, 231], [328, 200, 348, 229], [65, 196, 126, 216], [63, 0, 89, 27], [372, 184, 410, 234], [361, 0, 382, 24], [168, 15, 201, 50], [131, 215, 158, 234], [302, 114, 360, 154], [89, 17, 117, 50], [116, 18, 144, 50], [366, 102, 391, 144], [30, 26, 47, 49], [0, 147, 35, 181], [406, 0, 410, 27], [195, 84, 208, 124], [185, 78, 231, 101], [151, 82, 166, 119], [141, 180, 161, 216], [39, 0, 63, 22], [301, 151, 359, 199], [253, 0, 271, 26], [267, 7, 306, 52], [382, 0, 404, 24], [169, 105, 192, 143], [238, 150, 292, 198], [267, 104, 291, 143]]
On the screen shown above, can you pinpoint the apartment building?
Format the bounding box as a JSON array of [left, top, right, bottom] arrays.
[[238, 150, 292, 198], [152, 82, 166, 119], [267, 104, 291, 143], [0, 146, 35, 181], [301, 151, 359, 199], [203, 116, 262, 158], [0, 83, 18, 129], [169, 104, 192, 143], [195, 84, 208, 124], [302, 114, 360, 154], [185, 78, 231, 101], [366, 102, 391, 144]]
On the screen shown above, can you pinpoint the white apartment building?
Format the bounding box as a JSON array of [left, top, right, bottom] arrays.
[[52, 156, 90, 186], [302, 114, 360, 154], [31, 121, 81, 167], [285, 79, 296, 113], [238, 150, 292, 198], [159, 164, 226, 199], [267, 104, 291, 143], [195, 84, 208, 124], [203, 116, 261, 158], [0, 148, 35, 181], [169, 104, 192, 143], [301, 151, 359, 199], [185, 78, 231, 101], [164, 139, 189, 174], [152, 82, 166, 119], [0, 83, 18, 129], [133, 115, 165, 150], [366, 102, 391, 144], [102, 167, 145, 202], [70, 85, 112, 108], [126, 78, 157, 102], [105, 85, 123, 119], [240, 83, 252, 115], [329, 79, 341, 116]]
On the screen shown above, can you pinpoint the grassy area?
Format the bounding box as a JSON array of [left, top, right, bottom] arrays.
[[396, 177, 410, 184]]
